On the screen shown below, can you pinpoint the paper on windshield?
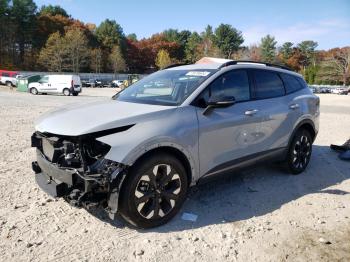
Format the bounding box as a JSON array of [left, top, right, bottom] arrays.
[[185, 71, 211, 77]]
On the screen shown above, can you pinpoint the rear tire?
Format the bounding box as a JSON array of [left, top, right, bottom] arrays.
[[6, 81, 12, 87], [119, 153, 188, 228], [63, 88, 71, 96], [285, 129, 312, 175], [30, 88, 38, 95]]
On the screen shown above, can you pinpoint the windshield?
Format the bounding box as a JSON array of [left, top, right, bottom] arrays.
[[113, 69, 217, 106]]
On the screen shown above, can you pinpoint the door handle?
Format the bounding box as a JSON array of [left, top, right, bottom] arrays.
[[289, 103, 300, 110], [245, 109, 259, 116]]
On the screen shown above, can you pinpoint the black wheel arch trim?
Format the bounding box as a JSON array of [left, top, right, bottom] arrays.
[[288, 119, 317, 149]]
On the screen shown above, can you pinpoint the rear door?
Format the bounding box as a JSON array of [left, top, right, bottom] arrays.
[[73, 75, 81, 92], [250, 69, 292, 151], [195, 69, 266, 177]]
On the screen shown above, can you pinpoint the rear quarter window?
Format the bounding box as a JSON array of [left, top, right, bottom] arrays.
[[280, 74, 304, 94], [253, 70, 285, 99]]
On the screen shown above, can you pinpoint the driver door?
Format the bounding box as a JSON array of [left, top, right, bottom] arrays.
[[38, 76, 51, 92], [195, 69, 264, 177]]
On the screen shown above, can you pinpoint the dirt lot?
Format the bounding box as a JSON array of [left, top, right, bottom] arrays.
[[0, 87, 349, 262]]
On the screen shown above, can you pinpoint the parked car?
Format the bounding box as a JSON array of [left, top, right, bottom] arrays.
[[332, 87, 349, 95], [81, 79, 90, 87], [310, 87, 318, 93], [31, 61, 319, 228], [0, 70, 18, 87], [111, 80, 124, 87], [340, 88, 349, 95], [319, 87, 331, 93], [85, 78, 103, 88], [28, 74, 82, 96]]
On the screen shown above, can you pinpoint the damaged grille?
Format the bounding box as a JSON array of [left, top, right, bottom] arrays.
[[31, 131, 111, 169]]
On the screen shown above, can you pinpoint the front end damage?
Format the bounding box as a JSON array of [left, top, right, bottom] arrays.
[[31, 131, 127, 217]]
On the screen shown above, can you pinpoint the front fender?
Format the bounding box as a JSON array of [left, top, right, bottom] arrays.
[[97, 106, 200, 184], [28, 82, 39, 89]]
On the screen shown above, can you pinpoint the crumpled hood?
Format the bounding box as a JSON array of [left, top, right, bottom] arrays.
[[35, 100, 174, 136]]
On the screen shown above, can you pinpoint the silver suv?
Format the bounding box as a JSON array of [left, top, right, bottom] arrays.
[[31, 61, 320, 228]]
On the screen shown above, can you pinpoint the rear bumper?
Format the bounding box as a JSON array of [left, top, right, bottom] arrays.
[[72, 87, 82, 93]]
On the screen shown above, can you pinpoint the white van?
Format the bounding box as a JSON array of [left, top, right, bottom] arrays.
[[28, 75, 82, 96]]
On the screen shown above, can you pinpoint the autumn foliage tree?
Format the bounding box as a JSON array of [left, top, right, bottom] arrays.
[[38, 32, 66, 72], [126, 34, 180, 73], [317, 47, 350, 85], [38, 28, 90, 73], [155, 49, 172, 69], [64, 28, 90, 73], [109, 45, 126, 74], [39, 4, 69, 17]]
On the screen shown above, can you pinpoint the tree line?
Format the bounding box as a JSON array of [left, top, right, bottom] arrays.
[[0, 0, 349, 85]]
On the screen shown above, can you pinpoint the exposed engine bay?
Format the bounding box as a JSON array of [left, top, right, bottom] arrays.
[[31, 131, 127, 215]]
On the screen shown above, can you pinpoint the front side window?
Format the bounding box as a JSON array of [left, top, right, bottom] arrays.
[[197, 70, 250, 105], [254, 70, 285, 99], [40, 76, 49, 83], [114, 69, 217, 106]]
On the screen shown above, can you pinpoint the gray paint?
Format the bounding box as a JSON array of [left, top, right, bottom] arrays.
[[34, 63, 320, 185]]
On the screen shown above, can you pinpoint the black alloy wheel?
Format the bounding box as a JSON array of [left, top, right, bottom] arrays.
[[134, 164, 182, 219], [119, 153, 188, 228], [286, 129, 312, 174]]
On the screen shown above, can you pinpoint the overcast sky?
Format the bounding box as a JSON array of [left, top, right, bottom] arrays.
[[34, 0, 350, 50]]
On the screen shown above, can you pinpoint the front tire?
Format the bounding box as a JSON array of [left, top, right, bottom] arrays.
[[285, 129, 312, 175], [63, 88, 71, 96], [119, 153, 188, 228], [30, 87, 38, 95]]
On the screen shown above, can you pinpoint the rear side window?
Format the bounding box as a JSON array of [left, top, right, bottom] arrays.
[[296, 77, 308, 89], [208, 70, 250, 102], [2, 72, 9, 77], [253, 70, 285, 99], [280, 74, 304, 94]]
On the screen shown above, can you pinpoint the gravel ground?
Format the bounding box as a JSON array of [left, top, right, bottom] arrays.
[[0, 87, 349, 262]]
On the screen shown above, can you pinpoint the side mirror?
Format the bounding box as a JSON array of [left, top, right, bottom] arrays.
[[203, 96, 235, 115]]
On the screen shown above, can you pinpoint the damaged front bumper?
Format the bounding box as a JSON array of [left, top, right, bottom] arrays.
[[31, 132, 127, 216]]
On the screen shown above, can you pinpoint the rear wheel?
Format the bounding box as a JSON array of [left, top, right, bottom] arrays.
[[119, 153, 188, 228], [30, 87, 38, 95], [285, 129, 312, 175], [63, 88, 70, 96], [6, 81, 12, 87]]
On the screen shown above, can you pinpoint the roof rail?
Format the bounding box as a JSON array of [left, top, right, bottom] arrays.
[[163, 63, 188, 70], [219, 60, 292, 71]]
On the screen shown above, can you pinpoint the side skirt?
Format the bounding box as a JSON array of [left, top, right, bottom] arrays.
[[197, 147, 287, 185]]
